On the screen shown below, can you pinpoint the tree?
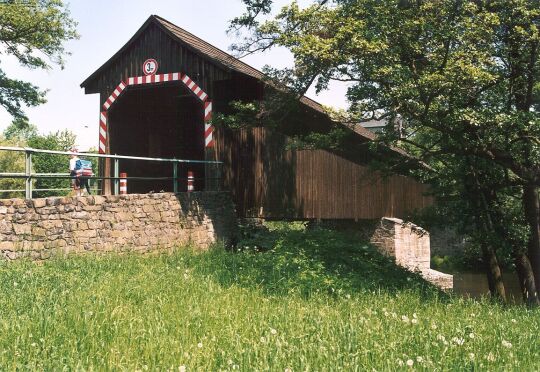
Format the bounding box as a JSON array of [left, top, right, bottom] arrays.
[[27, 128, 75, 197], [0, 0, 77, 120], [2, 122, 76, 198], [231, 0, 540, 304]]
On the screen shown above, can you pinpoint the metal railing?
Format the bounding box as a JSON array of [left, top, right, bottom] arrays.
[[0, 146, 223, 199]]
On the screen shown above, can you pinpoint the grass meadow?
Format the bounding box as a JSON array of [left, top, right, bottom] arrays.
[[0, 223, 539, 370]]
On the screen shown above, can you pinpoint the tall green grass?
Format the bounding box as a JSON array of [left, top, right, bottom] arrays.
[[0, 223, 538, 370]]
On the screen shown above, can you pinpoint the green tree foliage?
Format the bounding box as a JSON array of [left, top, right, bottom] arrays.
[[27, 129, 75, 197], [0, 135, 25, 198], [0, 0, 78, 120], [1, 122, 75, 198], [232, 0, 540, 304]]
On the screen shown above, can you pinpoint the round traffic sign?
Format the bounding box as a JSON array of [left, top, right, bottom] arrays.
[[143, 59, 158, 75]]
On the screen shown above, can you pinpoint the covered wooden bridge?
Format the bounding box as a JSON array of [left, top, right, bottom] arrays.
[[80, 15, 431, 220]]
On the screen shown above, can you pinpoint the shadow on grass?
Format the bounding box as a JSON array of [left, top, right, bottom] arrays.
[[186, 222, 448, 301]]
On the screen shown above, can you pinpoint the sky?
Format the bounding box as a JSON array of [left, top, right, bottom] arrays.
[[0, 0, 349, 150]]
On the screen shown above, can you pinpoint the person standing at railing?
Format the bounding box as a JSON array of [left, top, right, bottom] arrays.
[[69, 148, 82, 196], [76, 157, 92, 196], [69, 149, 92, 196]]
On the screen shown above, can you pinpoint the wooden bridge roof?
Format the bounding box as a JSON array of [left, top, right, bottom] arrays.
[[80, 15, 382, 141]]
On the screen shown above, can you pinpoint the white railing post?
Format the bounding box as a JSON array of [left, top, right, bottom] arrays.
[[25, 150, 32, 199], [173, 161, 178, 193], [113, 157, 119, 195]]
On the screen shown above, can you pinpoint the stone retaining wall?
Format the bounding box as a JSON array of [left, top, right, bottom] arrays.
[[370, 217, 453, 290], [0, 192, 237, 260]]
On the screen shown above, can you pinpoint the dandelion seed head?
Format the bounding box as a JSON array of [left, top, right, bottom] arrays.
[[406, 359, 414, 367], [197, 342, 203, 348]]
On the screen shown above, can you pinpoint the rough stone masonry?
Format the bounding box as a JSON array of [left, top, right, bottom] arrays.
[[370, 217, 453, 290], [0, 192, 237, 260]]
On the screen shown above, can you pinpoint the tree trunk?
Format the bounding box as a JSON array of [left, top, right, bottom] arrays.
[[465, 166, 507, 301], [479, 239, 506, 302], [514, 251, 540, 307], [523, 185, 540, 292]]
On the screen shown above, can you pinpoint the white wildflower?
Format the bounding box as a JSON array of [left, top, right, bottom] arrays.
[[416, 356, 423, 363], [270, 328, 277, 335], [468, 333, 475, 339], [511, 319, 517, 323], [178, 366, 186, 372], [431, 323, 437, 330], [401, 315, 410, 323], [397, 359, 404, 366], [411, 318, 418, 325], [502, 340, 512, 348], [406, 359, 414, 367], [437, 334, 446, 342], [486, 352, 496, 362], [452, 337, 464, 346], [469, 353, 475, 360], [197, 342, 203, 348], [260, 337, 266, 343]]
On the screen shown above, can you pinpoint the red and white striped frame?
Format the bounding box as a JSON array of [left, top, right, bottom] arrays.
[[98, 72, 214, 154]]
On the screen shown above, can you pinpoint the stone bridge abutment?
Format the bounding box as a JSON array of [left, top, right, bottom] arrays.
[[0, 192, 237, 260]]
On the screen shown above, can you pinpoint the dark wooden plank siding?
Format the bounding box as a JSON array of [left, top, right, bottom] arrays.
[[215, 127, 432, 220], [86, 22, 231, 101], [84, 17, 432, 219]]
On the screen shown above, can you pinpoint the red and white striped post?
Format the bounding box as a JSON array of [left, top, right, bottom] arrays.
[[119, 172, 128, 195], [187, 171, 194, 192]]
